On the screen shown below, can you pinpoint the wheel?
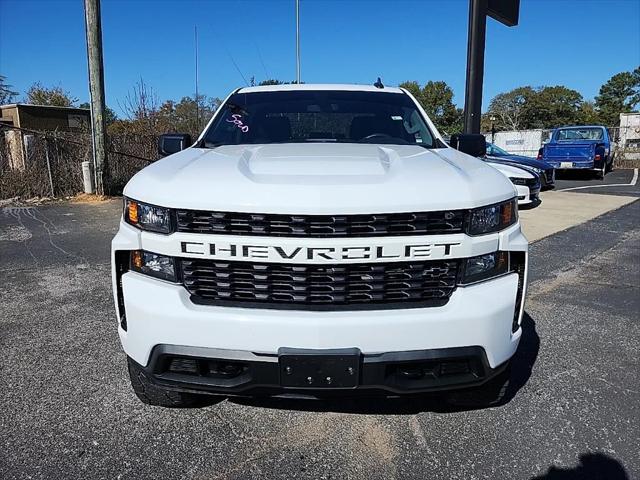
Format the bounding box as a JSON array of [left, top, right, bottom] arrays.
[[445, 363, 511, 408], [127, 357, 204, 408], [606, 155, 614, 173], [596, 163, 606, 180]]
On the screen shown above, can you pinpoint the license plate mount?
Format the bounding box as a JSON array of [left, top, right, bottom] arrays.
[[278, 348, 360, 388]]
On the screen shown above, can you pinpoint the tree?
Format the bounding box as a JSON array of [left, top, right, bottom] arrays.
[[79, 102, 118, 125], [156, 95, 221, 136], [532, 86, 584, 128], [399, 80, 463, 134], [25, 82, 77, 106], [258, 79, 287, 86], [486, 85, 584, 130], [399, 81, 422, 101], [0, 75, 18, 104], [486, 86, 536, 130], [595, 67, 640, 126], [578, 100, 599, 125]]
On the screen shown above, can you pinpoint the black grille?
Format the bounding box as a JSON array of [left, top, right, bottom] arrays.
[[180, 259, 460, 310], [175, 210, 465, 237]]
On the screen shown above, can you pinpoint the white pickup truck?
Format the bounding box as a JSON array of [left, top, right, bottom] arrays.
[[112, 84, 528, 408]]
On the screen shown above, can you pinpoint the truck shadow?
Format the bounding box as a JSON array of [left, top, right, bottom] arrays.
[[530, 452, 629, 480], [227, 312, 540, 415]]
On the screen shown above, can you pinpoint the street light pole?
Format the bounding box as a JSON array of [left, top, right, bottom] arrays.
[[83, 0, 108, 195], [491, 115, 496, 143], [463, 0, 488, 134]]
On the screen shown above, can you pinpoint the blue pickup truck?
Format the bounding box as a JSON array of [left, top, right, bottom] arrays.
[[538, 126, 614, 179]]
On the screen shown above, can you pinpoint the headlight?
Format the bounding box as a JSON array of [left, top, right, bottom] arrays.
[[509, 177, 528, 185], [124, 198, 172, 233], [466, 198, 517, 236], [131, 250, 177, 282], [461, 251, 509, 284]]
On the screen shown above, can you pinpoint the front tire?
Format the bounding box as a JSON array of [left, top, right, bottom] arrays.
[[127, 357, 204, 408], [445, 363, 511, 408]]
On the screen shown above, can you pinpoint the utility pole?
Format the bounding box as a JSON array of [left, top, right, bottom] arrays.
[[463, 0, 487, 134], [195, 25, 200, 132], [83, 0, 108, 195], [295, 0, 301, 84]]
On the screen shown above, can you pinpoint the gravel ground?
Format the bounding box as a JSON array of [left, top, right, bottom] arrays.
[[0, 199, 638, 480]]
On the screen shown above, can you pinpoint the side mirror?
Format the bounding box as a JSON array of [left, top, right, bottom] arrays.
[[450, 133, 486, 158], [158, 133, 192, 157]]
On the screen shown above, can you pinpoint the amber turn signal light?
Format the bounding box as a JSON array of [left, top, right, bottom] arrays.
[[128, 200, 139, 224], [131, 250, 143, 269]]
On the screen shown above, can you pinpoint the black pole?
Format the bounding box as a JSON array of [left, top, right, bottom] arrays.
[[463, 0, 487, 134]]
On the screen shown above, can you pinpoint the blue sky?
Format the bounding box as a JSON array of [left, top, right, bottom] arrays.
[[1, 0, 639, 116]]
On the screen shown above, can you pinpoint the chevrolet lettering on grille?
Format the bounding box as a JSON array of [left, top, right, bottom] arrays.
[[180, 241, 462, 263]]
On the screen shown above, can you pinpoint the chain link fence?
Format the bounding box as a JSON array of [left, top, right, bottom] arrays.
[[0, 125, 157, 199], [2, 121, 640, 200]]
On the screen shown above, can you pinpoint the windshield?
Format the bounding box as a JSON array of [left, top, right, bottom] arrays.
[[201, 90, 439, 148], [555, 127, 604, 141], [486, 142, 509, 156]]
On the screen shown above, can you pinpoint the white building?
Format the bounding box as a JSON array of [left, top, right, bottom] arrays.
[[485, 129, 551, 158]]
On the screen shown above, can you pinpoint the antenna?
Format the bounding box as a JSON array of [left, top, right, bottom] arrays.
[[210, 25, 250, 87], [295, 0, 301, 83], [194, 25, 199, 130]]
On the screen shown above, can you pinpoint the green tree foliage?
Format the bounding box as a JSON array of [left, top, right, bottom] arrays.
[[0, 75, 18, 104], [156, 95, 221, 136], [399, 80, 463, 134], [25, 82, 78, 107], [578, 100, 599, 125], [532, 86, 584, 128], [78, 102, 118, 125], [594, 67, 640, 126], [258, 79, 287, 86], [487, 85, 584, 130]]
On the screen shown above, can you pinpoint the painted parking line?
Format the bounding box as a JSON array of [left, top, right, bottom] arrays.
[[558, 168, 638, 192]]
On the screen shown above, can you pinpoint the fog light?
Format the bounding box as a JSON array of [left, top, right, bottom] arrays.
[[130, 250, 177, 282], [461, 251, 508, 284]]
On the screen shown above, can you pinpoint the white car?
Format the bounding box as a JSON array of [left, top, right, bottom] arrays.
[[488, 162, 541, 208], [112, 84, 528, 408]]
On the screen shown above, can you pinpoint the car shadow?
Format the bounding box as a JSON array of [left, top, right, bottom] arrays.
[[530, 453, 629, 480], [555, 170, 600, 181], [520, 198, 542, 210], [225, 312, 540, 415]]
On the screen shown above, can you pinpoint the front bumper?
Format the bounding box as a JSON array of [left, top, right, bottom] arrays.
[[514, 184, 540, 206], [112, 220, 528, 394], [134, 344, 510, 397]]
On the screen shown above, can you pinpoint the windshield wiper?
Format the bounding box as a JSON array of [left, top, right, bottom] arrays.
[[201, 141, 228, 148]]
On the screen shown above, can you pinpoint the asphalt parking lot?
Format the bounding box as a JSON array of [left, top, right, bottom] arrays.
[[555, 168, 640, 196], [1, 184, 638, 479]]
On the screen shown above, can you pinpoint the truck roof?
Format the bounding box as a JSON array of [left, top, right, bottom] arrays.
[[236, 83, 405, 94], [554, 125, 606, 129]]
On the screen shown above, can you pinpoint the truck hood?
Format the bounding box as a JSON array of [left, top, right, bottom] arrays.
[[124, 143, 515, 214]]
